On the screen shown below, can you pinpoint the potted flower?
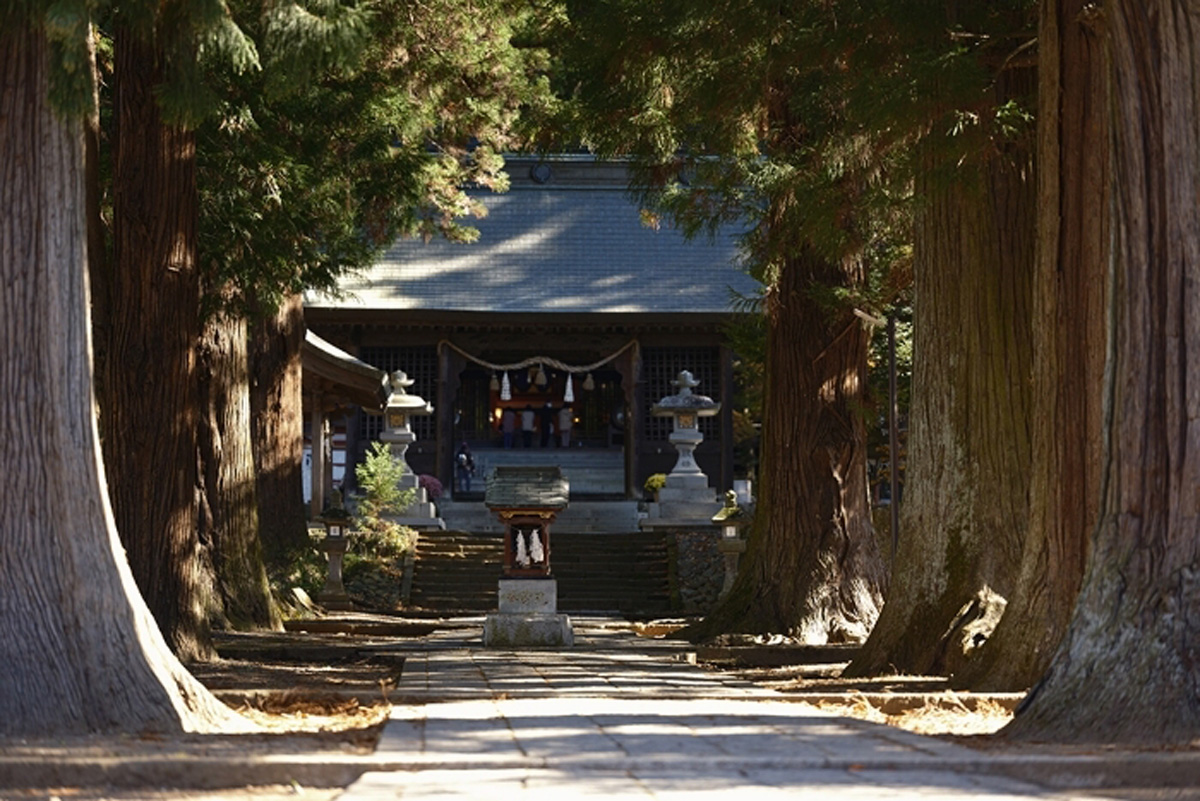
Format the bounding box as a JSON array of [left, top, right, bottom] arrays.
[[419, 474, 444, 511], [643, 473, 667, 502]]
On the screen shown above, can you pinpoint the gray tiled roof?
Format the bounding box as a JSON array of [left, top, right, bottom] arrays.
[[306, 183, 760, 315], [485, 466, 570, 509]]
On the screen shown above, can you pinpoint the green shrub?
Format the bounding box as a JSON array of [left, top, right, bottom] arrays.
[[644, 473, 668, 495], [269, 540, 328, 609], [352, 520, 413, 559], [355, 441, 416, 520], [353, 441, 417, 554]]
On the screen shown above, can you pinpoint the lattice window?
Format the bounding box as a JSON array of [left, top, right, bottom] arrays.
[[641, 347, 720, 441], [358, 346, 438, 442]]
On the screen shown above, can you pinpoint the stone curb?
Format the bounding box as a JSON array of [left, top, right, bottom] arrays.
[[4, 752, 1200, 792], [0, 755, 376, 792]]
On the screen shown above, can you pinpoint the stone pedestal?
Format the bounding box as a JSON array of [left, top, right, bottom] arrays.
[[317, 537, 354, 611], [640, 472, 722, 530], [497, 577, 557, 612], [717, 536, 747, 601], [650, 472, 722, 520], [484, 578, 574, 647], [386, 470, 445, 530]]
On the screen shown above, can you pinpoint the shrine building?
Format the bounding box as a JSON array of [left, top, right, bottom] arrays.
[[303, 155, 760, 502]]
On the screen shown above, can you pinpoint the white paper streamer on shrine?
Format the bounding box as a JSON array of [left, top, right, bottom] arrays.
[[563, 374, 575, 403], [515, 529, 529, 567]]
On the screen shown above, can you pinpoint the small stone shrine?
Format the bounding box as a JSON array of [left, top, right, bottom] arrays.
[[640, 370, 724, 529], [482, 466, 573, 647], [378, 370, 445, 530], [712, 490, 748, 601], [316, 490, 355, 611]]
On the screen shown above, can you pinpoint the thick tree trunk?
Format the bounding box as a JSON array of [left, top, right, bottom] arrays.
[[249, 294, 310, 559], [1006, 0, 1200, 744], [0, 22, 242, 735], [957, 0, 1107, 692], [100, 32, 216, 661], [847, 69, 1036, 678], [199, 310, 282, 631], [686, 246, 885, 643]]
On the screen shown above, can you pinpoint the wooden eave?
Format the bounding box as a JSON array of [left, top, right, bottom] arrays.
[[302, 331, 390, 412], [303, 307, 744, 334]]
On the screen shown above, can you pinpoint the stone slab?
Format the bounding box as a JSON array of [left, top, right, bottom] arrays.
[[694, 643, 861, 667], [498, 578, 558, 614], [659, 474, 715, 496], [483, 613, 574, 647], [391, 515, 447, 530]]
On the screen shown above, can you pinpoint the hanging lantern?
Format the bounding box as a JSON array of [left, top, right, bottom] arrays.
[[583, 372, 595, 391], [564, 374, 575, 403], [500, 371, 512, 401], [489, 373, 500, 392], [535, 364, 548, 386]]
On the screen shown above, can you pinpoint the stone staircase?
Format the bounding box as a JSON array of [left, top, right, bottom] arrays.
[[408, 529, 672, 616], [408, 532, 503, 612], [455, 448, 626, 498], [554, 533, 672, 615]]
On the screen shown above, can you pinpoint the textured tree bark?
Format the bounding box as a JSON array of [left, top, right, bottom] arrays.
[[957, 0, 1107, 692], [99, 31, 216, 661], [199, 310, 282, 631], [0, 22, 243, 735], [686, 246, 885, 642], [847, 67, 1037, 678], [1006, 0, 1200, 744], [249, 294, 310, 559]]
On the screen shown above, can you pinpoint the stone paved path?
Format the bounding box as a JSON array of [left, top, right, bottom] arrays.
[[337, 618, 1121, 800]]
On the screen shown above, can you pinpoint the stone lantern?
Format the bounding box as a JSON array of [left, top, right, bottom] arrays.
[[378, 370, 444, 529], [640, 370, 723, 528], [379, 370, 431, 463], [316, 490, 354, 611], [711, 490, 748, 601]]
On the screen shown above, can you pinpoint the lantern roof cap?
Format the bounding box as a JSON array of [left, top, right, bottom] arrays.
[[387, 370, 433, 414], [651, 370, 720, 416]]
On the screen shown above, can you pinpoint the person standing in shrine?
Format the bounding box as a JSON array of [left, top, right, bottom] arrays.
[[455, 442, 475, 493], [501, 407, 516, 449], [539, 402, 554, 448], [521, 405, 536, 448], [558, 405, 574, 448]]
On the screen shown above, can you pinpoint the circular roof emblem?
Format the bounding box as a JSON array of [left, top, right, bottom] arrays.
[[530, 163, 554, 184]]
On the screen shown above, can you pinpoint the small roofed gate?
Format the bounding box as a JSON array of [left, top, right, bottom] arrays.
[[483, 465, 574, 647], [485, 466, 569, 577]]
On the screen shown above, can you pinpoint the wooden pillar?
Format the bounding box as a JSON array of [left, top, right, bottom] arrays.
[[618, 342, 641, 499], [437, 344, 453, 491], [309, 396, 326, 518], [719, 344, 735, 491], [436, 341, 464, 492]]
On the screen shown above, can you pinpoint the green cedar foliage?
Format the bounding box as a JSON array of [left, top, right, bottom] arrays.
[[196, 0, 554, 318], [355, 441, 413, 520], [554, 0, 1033, 641], [556, 0, 1030, 495], [85, 0, 551, 318], [9, 0, 255, 122], [554, 0, 1033, 309]]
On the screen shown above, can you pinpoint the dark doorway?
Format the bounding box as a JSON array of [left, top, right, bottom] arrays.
[[453, 365, 624, 450]]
